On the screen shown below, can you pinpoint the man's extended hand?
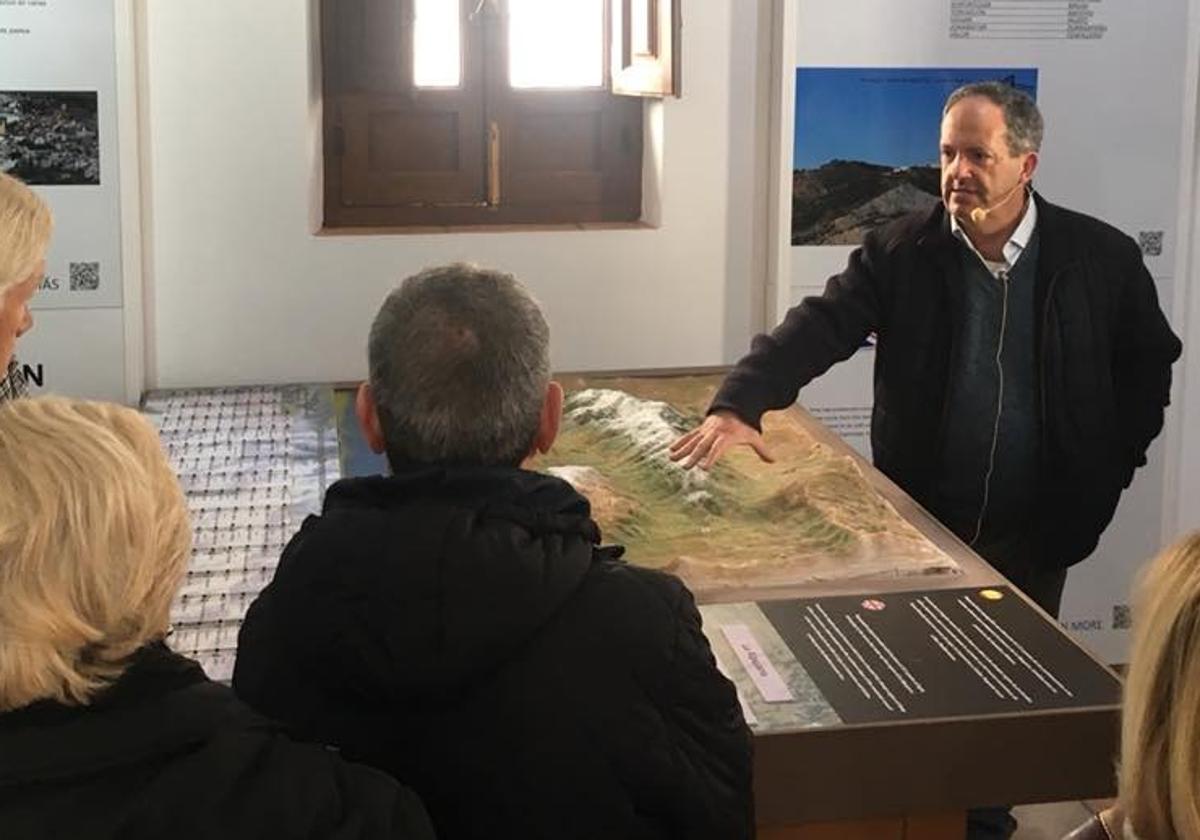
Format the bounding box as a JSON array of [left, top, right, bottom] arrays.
[[668, 410, 775, 471]]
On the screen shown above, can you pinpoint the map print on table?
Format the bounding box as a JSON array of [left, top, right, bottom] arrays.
[[539, 375, 960, 594], [143, 385, 339, 682]]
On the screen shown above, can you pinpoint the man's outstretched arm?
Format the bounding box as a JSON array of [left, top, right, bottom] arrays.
[[673, 232, 889, 469]]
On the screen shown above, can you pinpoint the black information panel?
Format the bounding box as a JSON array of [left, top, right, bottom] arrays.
[[759, 587, 1120, 724]]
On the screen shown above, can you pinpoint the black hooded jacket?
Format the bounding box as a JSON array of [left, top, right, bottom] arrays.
[[0, 644, 434, 840], [233, 467, 754, 840]]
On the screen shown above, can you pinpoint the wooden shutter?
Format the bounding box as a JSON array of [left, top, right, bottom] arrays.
[[611, 0, 681, 98], [485, 8, 641, 224], [324, 0, 487, 225], [322, 0, 646, 227], [487, 91, 641, 223]]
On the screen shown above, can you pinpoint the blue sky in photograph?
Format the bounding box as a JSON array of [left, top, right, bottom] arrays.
[[793, 67, 1038, 170]]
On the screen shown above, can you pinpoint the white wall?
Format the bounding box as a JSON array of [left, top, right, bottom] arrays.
[[138, 0, 769, 389], [1168, 1, 1200, 537]]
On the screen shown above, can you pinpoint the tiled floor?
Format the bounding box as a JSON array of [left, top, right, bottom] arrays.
[[1012, 800, 1108, 839]]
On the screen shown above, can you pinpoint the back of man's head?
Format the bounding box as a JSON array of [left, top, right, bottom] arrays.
[[367, 263, 550, 469]]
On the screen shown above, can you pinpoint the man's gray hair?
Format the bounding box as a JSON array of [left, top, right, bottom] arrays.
[[944, 81, 1044, 155], [368, 263, 550, 468]]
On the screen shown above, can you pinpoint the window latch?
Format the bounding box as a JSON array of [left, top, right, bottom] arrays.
[[487, 120, 501, 207], [469, 0, 498, 22]]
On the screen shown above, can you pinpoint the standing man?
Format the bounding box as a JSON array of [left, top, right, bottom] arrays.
[[671, 82, 1182, 837], [0, 171, 51, 402], [672, 81, 1181, 622]]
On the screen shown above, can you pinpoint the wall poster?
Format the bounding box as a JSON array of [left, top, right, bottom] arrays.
[[781, 0, 1192, 662], [0, 0, 128, 402]]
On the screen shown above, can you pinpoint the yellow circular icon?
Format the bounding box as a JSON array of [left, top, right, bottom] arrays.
[[979, 589, 1004, 601]]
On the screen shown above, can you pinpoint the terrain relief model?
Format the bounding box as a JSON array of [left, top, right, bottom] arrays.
[[541, 376, 960, 593]]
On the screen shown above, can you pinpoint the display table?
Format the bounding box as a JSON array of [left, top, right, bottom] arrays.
[[146, 372, 1121, 840], [736, 396, 1116, 835]]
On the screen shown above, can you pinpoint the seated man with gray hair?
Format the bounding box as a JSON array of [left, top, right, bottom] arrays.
[[234, 264, 754, 840]]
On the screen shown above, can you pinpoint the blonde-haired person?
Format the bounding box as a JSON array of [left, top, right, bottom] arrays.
[[1065, 532, 1200, 840], [0, 171, 51, 401], [0, 397, 435, 840]]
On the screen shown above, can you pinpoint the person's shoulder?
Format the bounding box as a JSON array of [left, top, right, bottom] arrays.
[[583, 553, 692, 616], [573, 555, 709, 659], [199, 715, 435, 839], [271, 476, 408, 572], [1037, 196, 1139, 255], [860, 202, 946, 260], [45, 668, 431, 839], [568, 557, 738, 708]]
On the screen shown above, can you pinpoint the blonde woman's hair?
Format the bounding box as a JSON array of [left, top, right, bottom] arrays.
[[0, 397, 192, 711], [0, 171, 53, 293], [1119, 531, 1200, 839]]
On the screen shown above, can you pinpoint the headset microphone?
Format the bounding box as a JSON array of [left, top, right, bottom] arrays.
[[967, 179, 1028, 225]]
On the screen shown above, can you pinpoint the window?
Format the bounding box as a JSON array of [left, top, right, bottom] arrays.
[[321, 0, 680, 228]]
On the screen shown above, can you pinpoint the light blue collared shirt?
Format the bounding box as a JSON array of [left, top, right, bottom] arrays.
[[950, 191, 1038, 277]]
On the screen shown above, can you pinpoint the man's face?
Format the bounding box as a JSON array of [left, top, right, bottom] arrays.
[[0, 261, 42, 372], [939, 97, 1034, 223]]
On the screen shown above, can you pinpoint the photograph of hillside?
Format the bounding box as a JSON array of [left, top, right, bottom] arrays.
[[541, 374, 959, 595], [792, 68, 1037, 246], [792, 160, 940, 246]]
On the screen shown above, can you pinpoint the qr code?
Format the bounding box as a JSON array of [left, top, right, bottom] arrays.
[[69, 261, 100, 291], [1138, 230, 1164, 257], [1112, 603, 1133, 630]]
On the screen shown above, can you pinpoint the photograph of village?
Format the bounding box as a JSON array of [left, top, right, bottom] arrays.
[[0, 90, 100, 185]]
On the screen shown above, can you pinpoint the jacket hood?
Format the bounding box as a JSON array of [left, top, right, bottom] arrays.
[[241, 467, 610, 702]]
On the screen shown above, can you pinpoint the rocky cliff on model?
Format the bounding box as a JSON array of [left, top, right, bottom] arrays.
[[562, 388, 720, 509]]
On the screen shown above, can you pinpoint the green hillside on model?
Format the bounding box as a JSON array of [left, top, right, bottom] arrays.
[[539, 379, 958, 592]]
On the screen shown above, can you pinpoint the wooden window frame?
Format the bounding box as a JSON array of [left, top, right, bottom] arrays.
[[612, 0, 681, 98], [321, 0, 680, 230]]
